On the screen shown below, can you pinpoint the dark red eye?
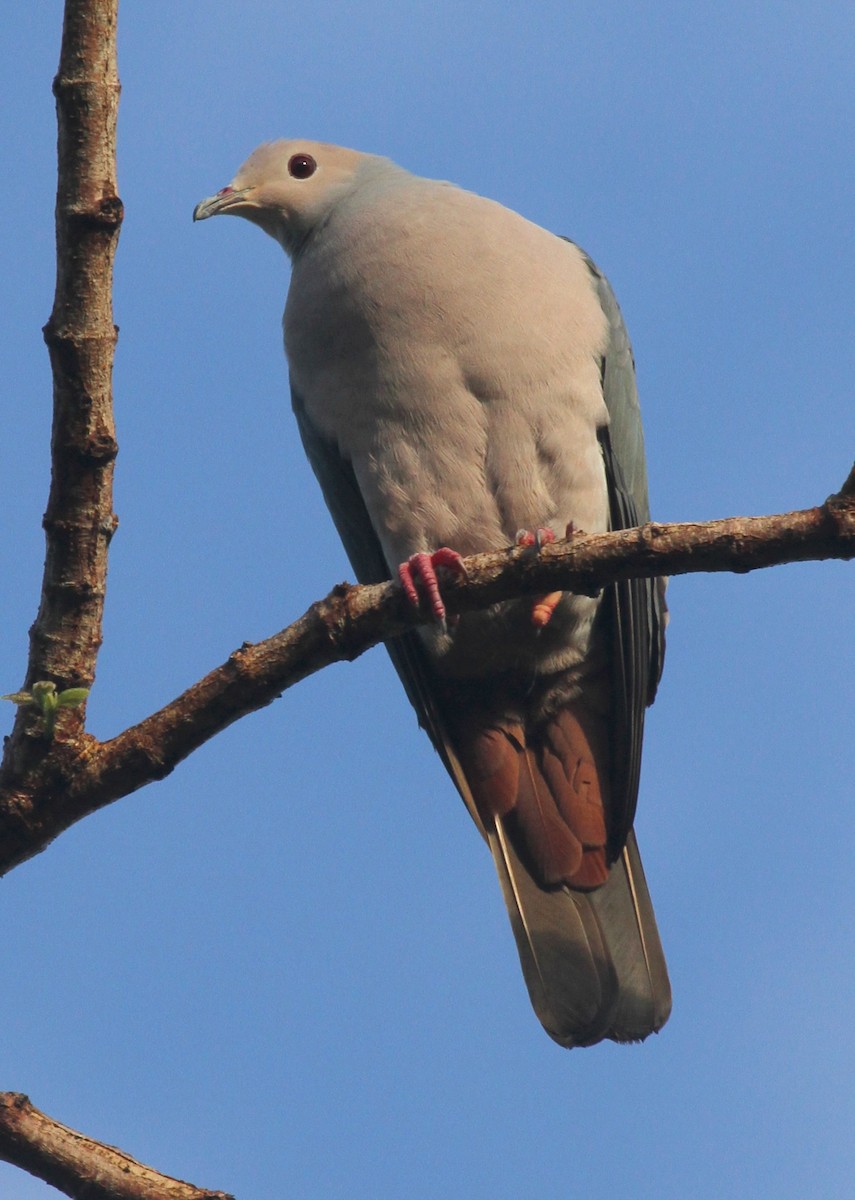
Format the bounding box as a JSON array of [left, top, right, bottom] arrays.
[[288, 153, 317, 179]]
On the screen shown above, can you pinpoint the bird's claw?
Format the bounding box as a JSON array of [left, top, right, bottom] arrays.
[[398, 548, 467, 624], [515, 525, 575, 629], [515, 526, 557, 550]]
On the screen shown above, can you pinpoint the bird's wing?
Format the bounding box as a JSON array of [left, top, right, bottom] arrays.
[[480, 249, 671, 1046], [579, 250, 671, 1038], [579, 248, 668, 853], [291, 384, 488, 840], [290, 241, 670, 1048]]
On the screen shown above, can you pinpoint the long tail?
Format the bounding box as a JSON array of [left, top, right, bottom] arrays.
[[488, 821, 670, 1047], [415, 663, 671, 1048]]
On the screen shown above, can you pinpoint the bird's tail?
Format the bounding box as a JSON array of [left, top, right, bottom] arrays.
[[488, 821, 670, 1046], [443, 698, 670, 1047]]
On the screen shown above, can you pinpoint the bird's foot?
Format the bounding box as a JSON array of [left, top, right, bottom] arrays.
[[515, 525, 575, 629], [398, 548, 468, 624], [531, 591, 563, 629], [515, 526, 556, 550]]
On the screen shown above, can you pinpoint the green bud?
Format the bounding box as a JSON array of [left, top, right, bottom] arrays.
[[2, 680, 89, 738]]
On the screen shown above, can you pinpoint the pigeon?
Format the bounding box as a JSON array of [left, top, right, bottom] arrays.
[[195, 141, 670, 1047]]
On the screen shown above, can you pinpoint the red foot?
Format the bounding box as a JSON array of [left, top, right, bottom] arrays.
[[515, 526, 556, 549], [531, 591, 563, 628], [515, 527, 566, 629], [398, 548, 467, 623]]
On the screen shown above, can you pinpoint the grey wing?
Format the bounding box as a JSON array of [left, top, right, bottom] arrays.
[[578, 248, 667, 856], [292, 284, 671, 1045], [291, 383, 471, 814], [571, 249, 671, 1041], [291, 384, 390, 588]]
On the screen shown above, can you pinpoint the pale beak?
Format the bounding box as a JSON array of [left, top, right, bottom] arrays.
[[193, 185, 253, 222]]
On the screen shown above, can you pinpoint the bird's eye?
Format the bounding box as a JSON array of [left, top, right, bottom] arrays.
[[288, 154, 317, 179]]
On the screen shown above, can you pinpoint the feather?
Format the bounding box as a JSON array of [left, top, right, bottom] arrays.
[[197, 142, 671, 1047]]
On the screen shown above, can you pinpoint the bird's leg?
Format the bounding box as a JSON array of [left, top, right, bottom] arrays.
[[516, 524, 581, 629], [398, 548, 468, 624], [530, 593, 563, 628], [515, 526, 557, 552]]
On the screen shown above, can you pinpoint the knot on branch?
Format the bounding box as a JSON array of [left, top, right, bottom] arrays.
[[80, 431, 119, 465], [644, 521, 668, 541], [317, 587, 355, 644], [821, 468, 855, 542], [316, 581, 390, 661], [69, 194, 124, 233], [826, 465, 855, 503], [41, 325, 119, 355]]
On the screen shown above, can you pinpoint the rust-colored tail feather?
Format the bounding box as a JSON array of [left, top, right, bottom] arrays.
[[447, 698, 670, 1047], [456, 705, 610, 890]]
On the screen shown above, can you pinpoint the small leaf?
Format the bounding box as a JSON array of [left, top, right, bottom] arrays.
[[30, 681, 57, 700], [3, 679, 89, 739]]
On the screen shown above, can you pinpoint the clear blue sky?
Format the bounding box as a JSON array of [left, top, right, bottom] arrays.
[[2, 3, 853, 1198]]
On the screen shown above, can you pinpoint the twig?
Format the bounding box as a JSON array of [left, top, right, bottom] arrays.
[[2, 0, 122, 782], [1, 477, 852, 877], [0, 1093, 232, 1200]]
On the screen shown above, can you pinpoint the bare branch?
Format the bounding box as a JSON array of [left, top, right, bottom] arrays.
[[1, 1, 852, 1193], [2, 0, 121, 782], [0, 1093, 233, 1200], [1, 479, 852, 877]]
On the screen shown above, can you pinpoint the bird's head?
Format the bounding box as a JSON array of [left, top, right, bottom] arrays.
[[193, 139, 383, 255]]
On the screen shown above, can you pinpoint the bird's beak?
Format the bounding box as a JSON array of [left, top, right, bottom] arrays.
[[193, 185, 253, 222]]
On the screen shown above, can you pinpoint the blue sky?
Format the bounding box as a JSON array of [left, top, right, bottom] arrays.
[[1, 3, 853, 1198]]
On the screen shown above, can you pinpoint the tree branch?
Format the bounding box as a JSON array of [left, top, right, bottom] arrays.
[[2, 0, 121, 783], [1, 476, 852, 878], [0, 1093, 232, 1200], [5, 3, 847, 1200], [2, 6, 852, 1200]]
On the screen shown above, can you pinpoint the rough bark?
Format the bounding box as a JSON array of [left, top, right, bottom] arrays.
[[3, 0, 122, 784], [1, 3, 852, 1198], [1, 481, 852, 879], [0, 1093, 233, 1200]]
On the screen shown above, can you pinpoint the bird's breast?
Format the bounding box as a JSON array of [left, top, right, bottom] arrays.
[[285, 188, 612, 677]]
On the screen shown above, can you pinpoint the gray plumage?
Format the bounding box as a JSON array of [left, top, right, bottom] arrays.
[[195, 141, 670, 1047]]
